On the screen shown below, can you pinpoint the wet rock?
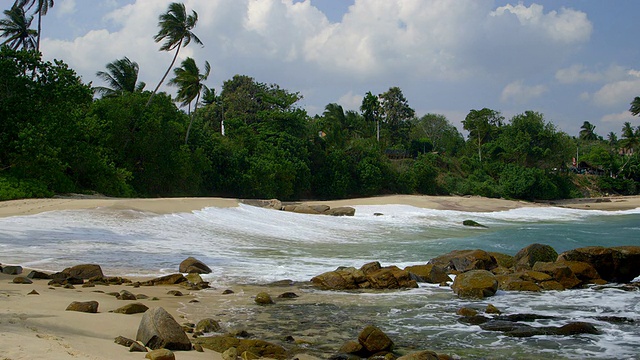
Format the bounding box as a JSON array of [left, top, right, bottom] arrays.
[[167, 290, 183, 296], [556, 260, 602, 284], [117, 290, 137, 300], [56, 264, 104, 279], [193, 336, 286, 359], [2, 265, 23, 275], [222, 289, 235, 295], [141, 274, 187, 286], [532, 262, 581, 289], [486, 304, 501, 314], [26, 270, 51, 279], [326, 206, 356, 216], [339, 340, 364, 356], [358, 325, 394, 354], [397, 350, 439, 360], [136, 307, 192, 350], [12, 277, 33, 284], [179, 257, 212, 274], [554, 322, 601, 335], [456, 307, 478, 317], [114, 335, 136, 347], [489, 252, 515, 268], [222, 347, 238, 360], [277, 292, 299, 299], [195, 318, 221, 333], [113, 302, 149, 314], [451, 270, 498, 299], [557, 246, 640, 283], [291, 204, 323, 214], [457, 315, 489, 325], [405, 264, 451, 284], [329, 354, 361, 360], [462, 220, 487, 228], [185, 272, 204, 284], [514, 243, 558, 270], [497, 276, 541, 292], [311, 267, 365, 290], [429, 249, 498, 273], [367, 266, 418, 289], [255, 292, 274, 305], [241, 350, 260, 360], [66, 301, 99, 313], [145, 348, 175, 360]]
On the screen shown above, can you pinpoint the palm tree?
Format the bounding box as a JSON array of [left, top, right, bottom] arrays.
[[0, 5, 37, 50], [14, 0, 54, 52], [146, 2, 202, 107], [168, 57, 210, 144], [620, 122, 639, 153], [579, 121, 598, 141], [630, 96, 640, 117], [607, 132, 618, 148], [94, 57, 145, 97]]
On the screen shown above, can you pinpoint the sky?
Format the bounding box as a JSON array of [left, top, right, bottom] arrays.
[[4, 0, 640, 138]]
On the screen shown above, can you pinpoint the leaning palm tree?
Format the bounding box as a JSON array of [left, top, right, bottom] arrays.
[[146, 2, 202, 107], [0, 5, 37, 50], [14, 0, 54, 52], [94, 57, 146, 97], [168, 57, 210, 144], [579, 121, 598, 141]]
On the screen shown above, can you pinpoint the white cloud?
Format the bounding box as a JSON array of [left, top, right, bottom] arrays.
[[501, 80, 547, 103], [601, 111, 636, 124], [592, 77, 640, 107], [556, 64, 629, 84], [56, 0, 77, 17], [337, 91, 363, 111]]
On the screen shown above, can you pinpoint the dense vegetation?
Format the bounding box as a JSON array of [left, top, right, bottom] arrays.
[[1, 2, 639, 202]]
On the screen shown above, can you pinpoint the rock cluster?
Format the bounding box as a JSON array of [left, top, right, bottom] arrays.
[[311, 261, 418, 290], [242, 198, 356, 216]]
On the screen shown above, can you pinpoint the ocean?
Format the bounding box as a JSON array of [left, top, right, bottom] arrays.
[[1, 204, 639, 359]]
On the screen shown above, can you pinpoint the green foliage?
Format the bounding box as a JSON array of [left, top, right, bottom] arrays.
[[0, 175, 52, 200], [412, 154, 439, 195], [597, 176, 637, 196]]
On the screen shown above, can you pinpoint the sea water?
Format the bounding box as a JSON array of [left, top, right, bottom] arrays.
[[0, 204, 639, 358]]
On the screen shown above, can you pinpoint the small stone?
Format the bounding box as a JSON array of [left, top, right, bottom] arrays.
[[117, 290, 137, 300], [2, 265, 23, 275], [254, 292, 274, 305], [195, 318, 221, 333], [189, 299, 200, 303], [167, 290, 183, 296], [277, 292, 299, 299], [12, 277, 33, 284], [485, 304, 502, 314], [114, 335, 135, 347], [456, 307, 478, 317], [113, 302, 149, 314], [27, 289, 39, 295], [194, 344, 204, 352], [63, 284, 75, 289], [136, 294, 149, 299], [222, 347, 238, 360], [222, 289, 234, 294], [66, 301, 99, 313], [145, 348, 175, 360], [81, 283, 95, 288], [129, 341, 147, 352]]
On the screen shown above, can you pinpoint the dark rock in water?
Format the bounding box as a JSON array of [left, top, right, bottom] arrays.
[[457, 315, 489, 325], [595, 316, 635, 324], [456, 307, 478, 317], [553, 322, 601, 336], [195, 318, 221, 333], [66, 301, 99, 313], [113, 303, 149, 314], [58, 264, 104, 279], [496, 313, 557, 322], [255, 292, 274, 305], [26, 270, 51, 279], [557, 246, 640, 283], [136, 307, 192, 350], [114, 335, 136, 347], [489, 252, 515, 268], [480, 320, 525, 332], [396, 350, 440, 360], [429, 249, 498, 273], [193, 335, 287, 359], [222, 289, 234, 295], [357, 325, 394, 354], [514, 243, 558, 269], [277, 292, 299, 299], [167, 290, 183, 296], [141, 274, 187, 286], [462, 220, 487, 228], [405, 264, 451, 284], [451, 270, 498, 299], [2, 265, 22, 275], [12, 277, 32, 284], [556, 260, 601, 284], [311, 262, 417, 290], [326, 206, 356, 216], [179, 257, 212, 274], [532, 262, 581, 289]]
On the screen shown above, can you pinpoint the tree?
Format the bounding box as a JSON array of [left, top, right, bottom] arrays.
[[620, 122, 639, 153], [146, 2, 202, 107], [14, 0, 54, 52], [168, 57, 210, 144], [0, 6, 37, 50], [462, 108, 504, 162], [411, 113, 464, 155], [94, 57, 145, 97], [630, 96, 640, 117], [379, 87, 415, 146], [579, 121, 598, 141], [607, 132, 618, 147], [360, 91, 381, 141]]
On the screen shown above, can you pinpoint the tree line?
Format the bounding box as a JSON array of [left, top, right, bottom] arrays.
[[1, 2, 639, 201]]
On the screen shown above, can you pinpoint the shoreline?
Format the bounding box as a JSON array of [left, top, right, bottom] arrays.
[[0, 194, 638, 218]]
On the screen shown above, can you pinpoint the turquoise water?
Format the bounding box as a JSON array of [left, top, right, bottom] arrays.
[[0, 204, 639, 358]]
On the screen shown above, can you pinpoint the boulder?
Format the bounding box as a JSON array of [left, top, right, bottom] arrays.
[[57, 264, 104, 279], [556, 260, 601, 284], [429, 249, 498, 273], [179, 257, 212, 274], [145, 349, 175, 360], [26, 270, 51, 279], [514, 244, 558, 269], [136, 307, 192, 351], [489, 252, 515, 268], [532, 262, 581, 289], [193, 336, 286, 359], [222, 347, 238, 360], [311, 267, 365, 290], [339, 340, 364, 355], [311, 263, 417, 290], [117, 290, 137, 300], [195, 318, 221, 333], [113, 303, 149, 314], [292, 205, 322, 214], [186, 273, 204, 284], [66, 301, 99, 313], [397, 351, 439, 360], [405, 264, 451, 284], [366, 266, 418, 289], [141, 274, 187, 286], [12, 277, 33, 284], [557, 246, 640, 283], [255, 292, 274, 305], [357, 325, 394, 354], [451, 270, 498, 299], [2, 265, 23, 275], [130, 342, 147, 352], [326, 207, 356, 216], [462, 220, 487, 228], [114, 335, 135, 347]]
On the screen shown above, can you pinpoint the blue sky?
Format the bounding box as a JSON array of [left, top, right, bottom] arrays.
[[3, 0, 639, 137]]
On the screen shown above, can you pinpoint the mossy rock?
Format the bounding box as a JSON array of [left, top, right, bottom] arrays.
[[462, 220, 487, 228]]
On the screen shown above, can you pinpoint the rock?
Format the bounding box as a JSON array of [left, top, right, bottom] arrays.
[[12, 277, 33, 284], [222, 289, 234, 295], [497, 275, 541, 292], [195, 318, 221, 333], [486, 304, 501, 314], [58, 264, 104, 279], [66, 301, 99, 313], [532, 262, 581, 289], [114, 335, 136, 347], [292, 205, 322, 214], [26, 270, 51, 279], [167, 290, 183, 296], [141, 274, 187, 286], [194, 344, 204, 352], [451, 270, 498, 299], [429, 249, 498, 273], [222, 347, 238, 360], [405, 264, 451, 284], [145, 348, 175, 360], [557, 246, 640, 283], [2, 265, 22, 275], [277, 292, 299, 299], [514, 244, 558, 269], [28, 289, 39, 295], [113, 303, 149, 314], [556, 260, 601, 284], [366, 266, 418, 289], [397, 350, 439, 360], [361, 262, 382, 275], [456, 307, 478, 317], [129, 341, 147, 352], [117, 290, 137, 300], [553, 322, 601, 336], [311, 263, 417, 290], [179, 257, 212, 274], [241, 351, 260, 360], [326, 206, 356, 216], [311, 267, 363, 290], [185, 273, 204, 284], [462, 220, 487, 228], [193, 336, 287, 359], [255, 292, 274, 305], [357, 325, 394, 354], [489, 252, 515, 268], [136, 307, 192, 350], [339, 340, 364, 355]]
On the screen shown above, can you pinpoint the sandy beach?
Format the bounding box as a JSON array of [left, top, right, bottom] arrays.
[[1, 194, 639, 359]]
